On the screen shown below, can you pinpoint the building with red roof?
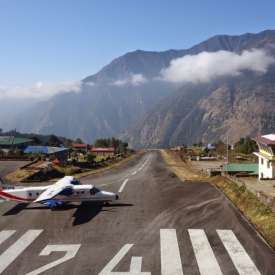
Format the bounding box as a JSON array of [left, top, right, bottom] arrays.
[[90, 147, 115, 157], [71, 143, 90, 152]]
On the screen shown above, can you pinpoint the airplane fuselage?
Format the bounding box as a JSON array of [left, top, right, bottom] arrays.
[[0, 184, 118, 203]]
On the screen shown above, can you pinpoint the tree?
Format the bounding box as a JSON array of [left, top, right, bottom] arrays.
[[215, 140, 226, 155], [75, 138, 84, 144], [234, 137, 257, 155], [86, 153, 96, 163], [46, 135, 62, 147], [31, 136, 42, 145]]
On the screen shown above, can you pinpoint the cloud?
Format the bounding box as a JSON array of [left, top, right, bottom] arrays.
[[0, 80, 82, 99], [84, 81, 95, 87], [113, 74, 147, 86], [161, 49, 275, 84]]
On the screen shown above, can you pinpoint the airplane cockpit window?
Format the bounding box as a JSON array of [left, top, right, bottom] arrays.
[[71, 179, 80, 185], [90, 187, 100, 195]]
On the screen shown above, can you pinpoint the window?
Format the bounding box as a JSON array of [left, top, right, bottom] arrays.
[[81, 191, 84, 194], [71, 179, 80, 185], [29, 193, 32, 196], [90, 187, 100, 195], [261, 158, 264, 165], [36, 193, 39, 196], [267, 161, 270, 169]]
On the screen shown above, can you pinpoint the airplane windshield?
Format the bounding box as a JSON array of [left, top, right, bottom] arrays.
[[71, 179, 80, 185], [90, 187, 100, 195]]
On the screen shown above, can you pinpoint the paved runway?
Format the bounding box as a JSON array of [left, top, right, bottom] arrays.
[[0, 151, 274, 274]]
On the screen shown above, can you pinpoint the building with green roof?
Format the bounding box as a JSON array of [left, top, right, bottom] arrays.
[[223, 163, 258, 176], [0, 136, 33, 150]]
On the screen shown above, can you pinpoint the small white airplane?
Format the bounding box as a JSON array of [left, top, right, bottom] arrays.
[[0, 176, 119, 208]]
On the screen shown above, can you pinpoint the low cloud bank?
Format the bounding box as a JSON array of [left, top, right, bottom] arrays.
[[161, 49, 275, 84], [113, 74, 147, 86], [0, 80, 81, 99]]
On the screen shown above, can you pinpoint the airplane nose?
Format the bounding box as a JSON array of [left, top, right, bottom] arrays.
[[115, 194, 119, 200]]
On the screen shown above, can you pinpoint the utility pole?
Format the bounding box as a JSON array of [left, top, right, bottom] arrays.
[[226, 135, 229, 164]]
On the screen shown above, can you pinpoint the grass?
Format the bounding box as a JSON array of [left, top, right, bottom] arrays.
[[160, 149, 208, 181], [55, 166, 82, 176], [213, 177, 275, 249]]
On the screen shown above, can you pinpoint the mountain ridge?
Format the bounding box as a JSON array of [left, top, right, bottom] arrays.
[[3, 29, 275, 146]]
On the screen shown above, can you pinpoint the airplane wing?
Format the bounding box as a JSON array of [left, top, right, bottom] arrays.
[[34, 182, 72, 203]]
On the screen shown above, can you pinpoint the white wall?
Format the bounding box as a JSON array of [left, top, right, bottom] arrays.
[[258, 156, 275, 179]]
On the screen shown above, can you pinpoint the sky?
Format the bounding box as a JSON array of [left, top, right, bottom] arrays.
[[0, 0, 275, 86]]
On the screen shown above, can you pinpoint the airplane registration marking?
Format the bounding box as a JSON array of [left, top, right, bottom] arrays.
[[0, 230, 16, 246], [217, 230, 261, 275], [160, 229, 184, 275], [98, 244, 151, 274], [188, 229, 222, 275], [119, 179, 129, 193], [26, 244, 81, 275], [0, 229, 43, 274]]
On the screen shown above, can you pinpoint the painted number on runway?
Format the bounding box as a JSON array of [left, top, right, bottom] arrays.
[[99, 244, 151, 275], [0, 230, 81, 274], [26, 244, 81, 275], [101, 229, 262, 275], [0, 229, 262, 275]]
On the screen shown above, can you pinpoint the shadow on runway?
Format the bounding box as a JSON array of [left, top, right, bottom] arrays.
[[3, 203, 29, 216], [2, 201, 133, 226], [72, 202, 133, 226]]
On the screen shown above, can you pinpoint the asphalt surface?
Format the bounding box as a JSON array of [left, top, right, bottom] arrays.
[[0, 151, 274, 275], [0, 160, 30, 178]]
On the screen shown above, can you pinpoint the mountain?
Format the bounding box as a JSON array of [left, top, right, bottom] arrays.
[[126, 70, 275, 147], [3, 29, 275, 146], [125, 31, 275, 147]]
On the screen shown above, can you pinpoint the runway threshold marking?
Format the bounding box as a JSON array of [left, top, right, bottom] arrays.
[[217, 230, 261, 275], [118, 179, 129, 193], [0, 229, 43, 274], [188, 229, 222, 275], [160, 229, 184, 275], [0, 230, 16, 246]]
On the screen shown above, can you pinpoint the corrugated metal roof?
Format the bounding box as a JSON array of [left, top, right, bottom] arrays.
[[24, 146, 69, 154], [72, 143, 88, 148], [223, 163, 258, 174], [91, 147, 115, 153], [0, 136, 32, 145]]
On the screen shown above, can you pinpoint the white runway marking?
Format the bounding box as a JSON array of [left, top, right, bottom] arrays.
[[188, 229, 222, 275], [26, 244, 81, 275], [99, 244, 150, 275], [160, 229, 184, 275], [217, 230, 261, 275], [131, 171, 137, 175], [118, 179, 129, 193], [0, 229, 43, 274], [130, 257, 142, 272], [98, 244, 132, 274], [0, 230, 16, 246]]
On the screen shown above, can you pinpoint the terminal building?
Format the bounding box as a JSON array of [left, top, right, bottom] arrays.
[[254, 134, 275, 180]]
